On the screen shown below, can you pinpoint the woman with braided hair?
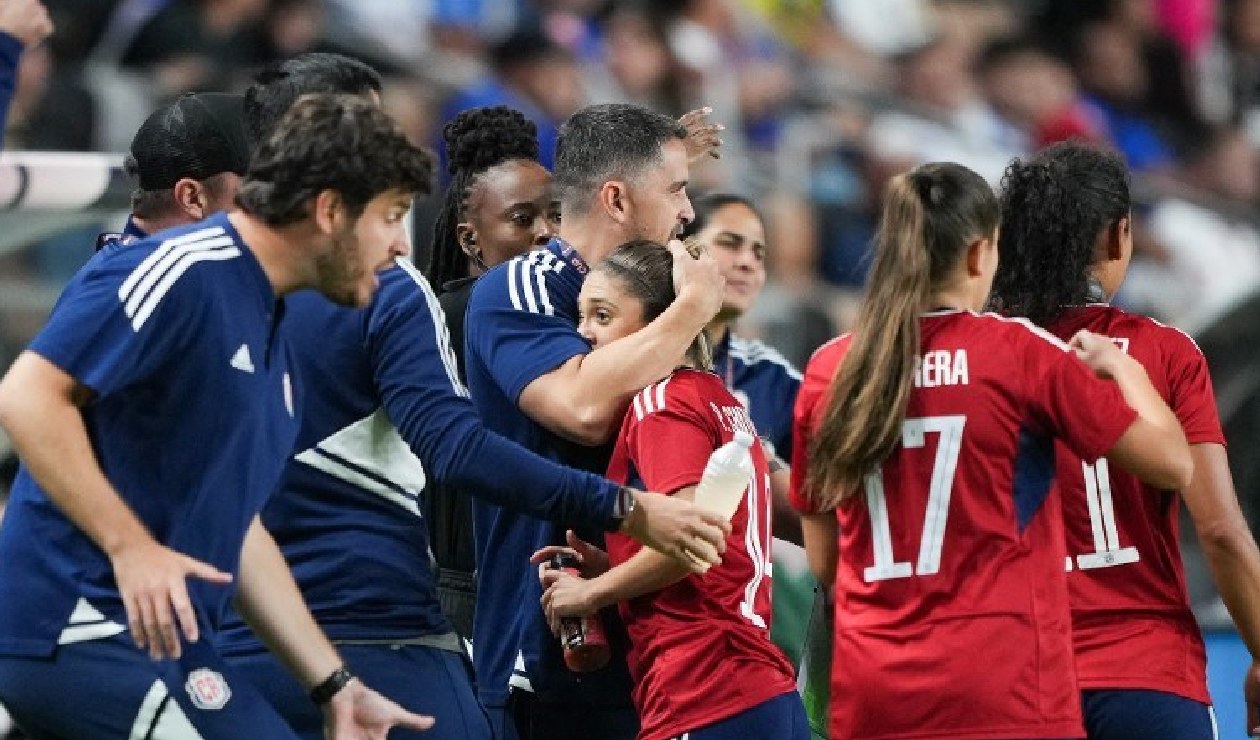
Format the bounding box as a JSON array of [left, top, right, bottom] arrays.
[[428, 105, 559, 301], [426, 105, 560, 641], [991, 140, 1260, 739]]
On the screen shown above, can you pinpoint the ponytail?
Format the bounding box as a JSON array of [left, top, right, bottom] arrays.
[[806, 176, 930, 508], [806, 163, 998, 510]]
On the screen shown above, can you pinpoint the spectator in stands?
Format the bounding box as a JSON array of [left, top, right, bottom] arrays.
[[977, 36, 1106, 149], [1073, 19, 1177, 172], [586, 2, 689, 116], [867, 35, 1021, 184], [121, 0, 267, 98], [441, 28, 585, 169], [1140, 126, 1260, 330]]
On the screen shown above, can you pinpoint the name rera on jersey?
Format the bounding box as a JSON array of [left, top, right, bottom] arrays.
[[914, 349, 969, 388]]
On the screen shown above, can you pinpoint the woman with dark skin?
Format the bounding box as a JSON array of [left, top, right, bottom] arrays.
[[425, 105, 559, 638], [424, 105, 725, 638]]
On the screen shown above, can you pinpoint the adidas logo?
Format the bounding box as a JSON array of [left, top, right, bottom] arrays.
[[230, 344, 255, 374]]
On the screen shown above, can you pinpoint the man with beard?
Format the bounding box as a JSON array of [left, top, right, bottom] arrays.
[[0, 93, 434, 740]]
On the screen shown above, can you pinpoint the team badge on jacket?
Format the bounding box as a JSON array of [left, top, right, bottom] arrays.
[[185, 668, 232, 710]]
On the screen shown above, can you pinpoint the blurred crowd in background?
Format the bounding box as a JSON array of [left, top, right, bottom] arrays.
[[3, 0, 1260, 592]]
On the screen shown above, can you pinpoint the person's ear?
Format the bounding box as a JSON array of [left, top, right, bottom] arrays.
[[313, 190, 342, 234], [965, 237, 988, 277], [172, 178, 207, 220], [1107, 216, 1130, 262], [598, 181, 631, 224], [457, 223, 481, 260]]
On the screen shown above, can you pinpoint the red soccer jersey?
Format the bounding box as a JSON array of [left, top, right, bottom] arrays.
[[1048, 305, 1222, 704], [605, 369, 797, 740], [790, 311, 1139, 740]]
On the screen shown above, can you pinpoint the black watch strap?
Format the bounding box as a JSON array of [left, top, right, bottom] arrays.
[[309, 667, 355, 705], [611, 486, 635, 524]]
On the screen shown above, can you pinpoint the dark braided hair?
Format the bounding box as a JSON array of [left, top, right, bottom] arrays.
[[426, 106, 540, 290], [990, 141, 1130, 326]]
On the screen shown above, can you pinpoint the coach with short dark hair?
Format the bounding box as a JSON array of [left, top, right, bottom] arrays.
[[464, 102, 727, 740]]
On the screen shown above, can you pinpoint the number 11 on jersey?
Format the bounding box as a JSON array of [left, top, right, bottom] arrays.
[[1071, 458, 1140, 571]]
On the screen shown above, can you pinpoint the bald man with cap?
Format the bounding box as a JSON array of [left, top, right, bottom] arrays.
[[99, 91, 250, 249]]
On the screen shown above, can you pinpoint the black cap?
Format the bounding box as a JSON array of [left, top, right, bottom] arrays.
[[128, 92, 250, 191]]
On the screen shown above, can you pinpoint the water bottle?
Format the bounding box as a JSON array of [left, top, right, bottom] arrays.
[[549, 553, 612, 672], [693, 431, 755, 522]]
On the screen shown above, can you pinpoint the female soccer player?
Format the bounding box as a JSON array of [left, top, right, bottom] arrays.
[[791, 161, 1194, 740], [537, 240, 808, 740], [991, 141, 1260, 740], [425, 104, 559, 639]]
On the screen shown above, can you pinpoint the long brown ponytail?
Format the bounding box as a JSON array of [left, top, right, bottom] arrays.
[[806, 163, 998, 510]]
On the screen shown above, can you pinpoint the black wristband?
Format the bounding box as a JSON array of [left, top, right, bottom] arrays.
[[309, 667, 354, 705], [610, 485, 636, 527]]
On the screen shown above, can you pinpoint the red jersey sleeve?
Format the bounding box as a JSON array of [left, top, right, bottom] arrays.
[[1020, 326, 1138, 462], [789, 338, 846, 515], [625, 378, 721, 496], [1161, 327, 1225, 446]]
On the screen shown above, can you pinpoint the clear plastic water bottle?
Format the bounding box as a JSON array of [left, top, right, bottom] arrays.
[[693, 431, 755, 522]]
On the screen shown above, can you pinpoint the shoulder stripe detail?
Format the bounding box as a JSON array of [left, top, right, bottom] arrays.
[[633, 377, 671, 420], [506, 251, 564, 316], [124, 239, 241, 331], [976, 312, 1071, 351], [118, 226, 225, 301], [518, 258, 540, 314], [533, 261, 554, 316], [396, 258, 469, 398], [121, 236, 236, 318], [728, 336, 803, 380], [507, 256, 523, 311]]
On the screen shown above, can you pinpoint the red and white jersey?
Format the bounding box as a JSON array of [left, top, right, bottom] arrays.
[[606, 369, 796, 740], [1048, 305, 1222, 704], [790, 310, 1138, 740]]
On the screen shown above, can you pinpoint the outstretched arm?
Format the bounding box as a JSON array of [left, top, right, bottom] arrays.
[[374, 263, 728, 571]]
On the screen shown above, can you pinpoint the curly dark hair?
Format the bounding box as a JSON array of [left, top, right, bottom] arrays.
[[426, 106, 540, 289], [989, 140, 1130, 326], [235, 93, 434, 226]]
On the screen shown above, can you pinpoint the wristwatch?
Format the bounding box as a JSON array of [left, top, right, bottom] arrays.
[[611, 486, 637, 527], [309, 666, 355, 705]]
